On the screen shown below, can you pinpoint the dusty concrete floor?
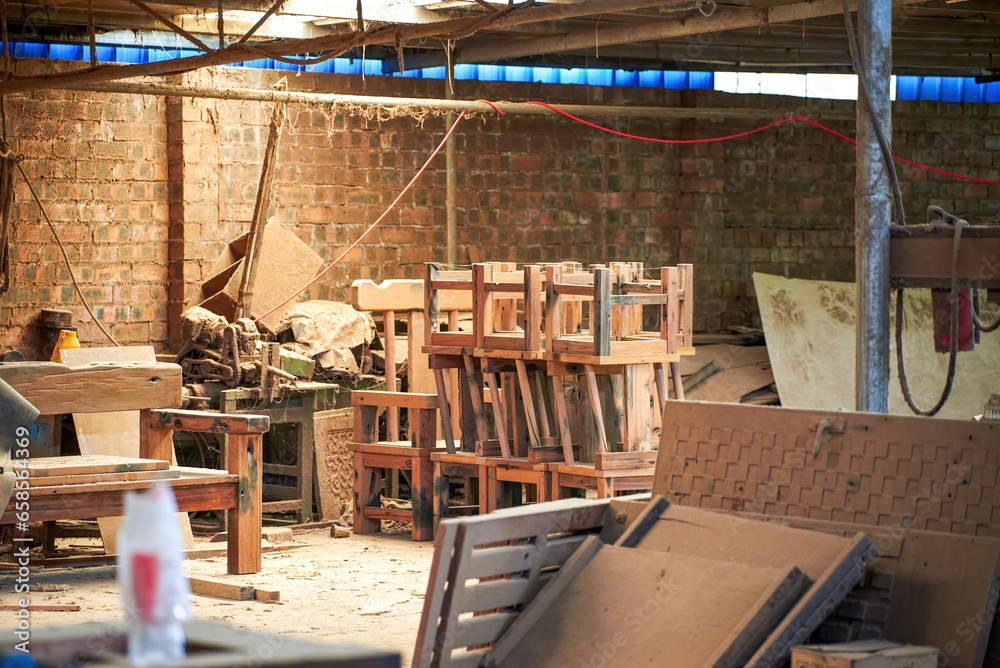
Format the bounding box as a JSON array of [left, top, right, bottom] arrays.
[[2, 527, 434, 666]]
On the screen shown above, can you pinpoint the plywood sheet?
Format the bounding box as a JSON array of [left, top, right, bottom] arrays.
[[623, 501, 877, 668], [887, 531, 1000, 668], [499, 546, 806, 668], [632, 503, 850, 581], [753, 273, 1000, 419], [60, 346, 193, 554]]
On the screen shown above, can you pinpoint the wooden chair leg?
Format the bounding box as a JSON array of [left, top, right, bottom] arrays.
[[433, 461, 449, 531], [551, 471, 565, 500], [353, 452, 380, 535], [551, 375, 575, 464], [537, 470, 551, 503], [596, 475, 610, 500], [583, 365, 610, 453], [227, 434, 262, 575], [669, 361, 685, 401], [411, 455, 434, 541]]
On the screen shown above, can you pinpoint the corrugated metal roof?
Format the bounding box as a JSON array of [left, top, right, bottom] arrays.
[[10, 42, 1000, 102]]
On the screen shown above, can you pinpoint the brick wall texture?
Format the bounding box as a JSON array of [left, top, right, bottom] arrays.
[[2, 63, 999, 353]]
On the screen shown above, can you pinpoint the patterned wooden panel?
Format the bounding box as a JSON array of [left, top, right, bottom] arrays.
[[655, 401, 1000, 537]]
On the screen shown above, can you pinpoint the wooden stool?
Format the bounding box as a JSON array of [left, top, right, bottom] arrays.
[[350, 391, 441, 541], [549, 452, 656, 499], [479, 456, 552, 513]]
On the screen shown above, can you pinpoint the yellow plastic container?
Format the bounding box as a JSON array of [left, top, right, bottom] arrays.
[[50, 329, 80, 363]]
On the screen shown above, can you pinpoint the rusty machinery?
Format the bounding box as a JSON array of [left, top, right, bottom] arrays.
[[890, 206, 1000, 416]]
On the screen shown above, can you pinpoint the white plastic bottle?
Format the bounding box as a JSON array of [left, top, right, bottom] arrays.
[[117, 482, 190, 666]]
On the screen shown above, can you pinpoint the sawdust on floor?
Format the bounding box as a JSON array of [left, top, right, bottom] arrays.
[[5, 528, 434, 666]]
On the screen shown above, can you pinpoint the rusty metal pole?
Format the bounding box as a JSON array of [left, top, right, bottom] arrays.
[[855, 0, 892, 413], [445, 61, 457, 267]]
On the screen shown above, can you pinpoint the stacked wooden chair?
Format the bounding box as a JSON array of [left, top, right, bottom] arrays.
[[424, 260, 695, 516]]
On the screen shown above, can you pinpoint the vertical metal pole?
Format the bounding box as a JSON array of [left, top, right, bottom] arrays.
[[445, 61, 457, 267], [854, 0, 892, 413]]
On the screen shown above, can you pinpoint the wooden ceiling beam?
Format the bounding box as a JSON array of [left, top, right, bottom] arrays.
[[433, 0, 933, 66]]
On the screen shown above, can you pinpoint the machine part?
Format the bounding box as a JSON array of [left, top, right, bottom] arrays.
[[180, 306, 229, 347], [1, 350, 25, 362], [932, 288, 975, 353]]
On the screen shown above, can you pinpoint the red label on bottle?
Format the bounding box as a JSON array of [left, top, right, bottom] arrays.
[[132, 553, 159, 623]]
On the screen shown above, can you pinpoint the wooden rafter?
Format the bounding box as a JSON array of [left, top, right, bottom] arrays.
[[403, 0, 933, 68], [124, 0, 214, 50], [236, 0, 286, 43]]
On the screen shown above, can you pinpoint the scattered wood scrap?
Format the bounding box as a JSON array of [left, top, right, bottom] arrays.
[[0, 604, 80, 612], [673, 344, 778, 405], [189, 576, 255, 601], [188, 576, 281, 603]]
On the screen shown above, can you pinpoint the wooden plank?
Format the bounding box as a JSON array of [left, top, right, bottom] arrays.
[[25, 455, 168, 477], [594, 451, 657, 470], [0, 360, 182, 414], [254, 588, 281, 603], [493, 545, 807, 668], [0, 605, 80, 611], [553, 283, 595, 297], [351, 391, 439, 410], [147, 409, 269, 435], [352, 278, 473, 312], [27, 468, 180, 487], [747, 535, 877, 667], [189, 575, 255, 601]]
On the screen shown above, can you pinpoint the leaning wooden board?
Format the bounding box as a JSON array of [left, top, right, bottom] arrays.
[[615, 499, 878, 668], [492, 543, 808, 668], [60, 346, 193, 554]]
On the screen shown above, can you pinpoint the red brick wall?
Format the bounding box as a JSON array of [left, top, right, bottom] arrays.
[[1, 63, 998, 354], [1, 86, 169, 354]]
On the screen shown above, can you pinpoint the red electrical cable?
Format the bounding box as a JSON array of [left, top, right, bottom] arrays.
[[253, 110, 467, 325], [258, 97, 998, 323], [519, 100, 1000, 186]]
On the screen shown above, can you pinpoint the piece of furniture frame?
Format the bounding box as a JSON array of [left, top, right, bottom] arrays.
[[349, 390, 442, 541], [0, 361, 268, 574], [220, 381, 337, 522]]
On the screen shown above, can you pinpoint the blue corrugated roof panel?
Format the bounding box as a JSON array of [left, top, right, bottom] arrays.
[[11, 39, 998, 102], [896, 75, 999, 104]]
